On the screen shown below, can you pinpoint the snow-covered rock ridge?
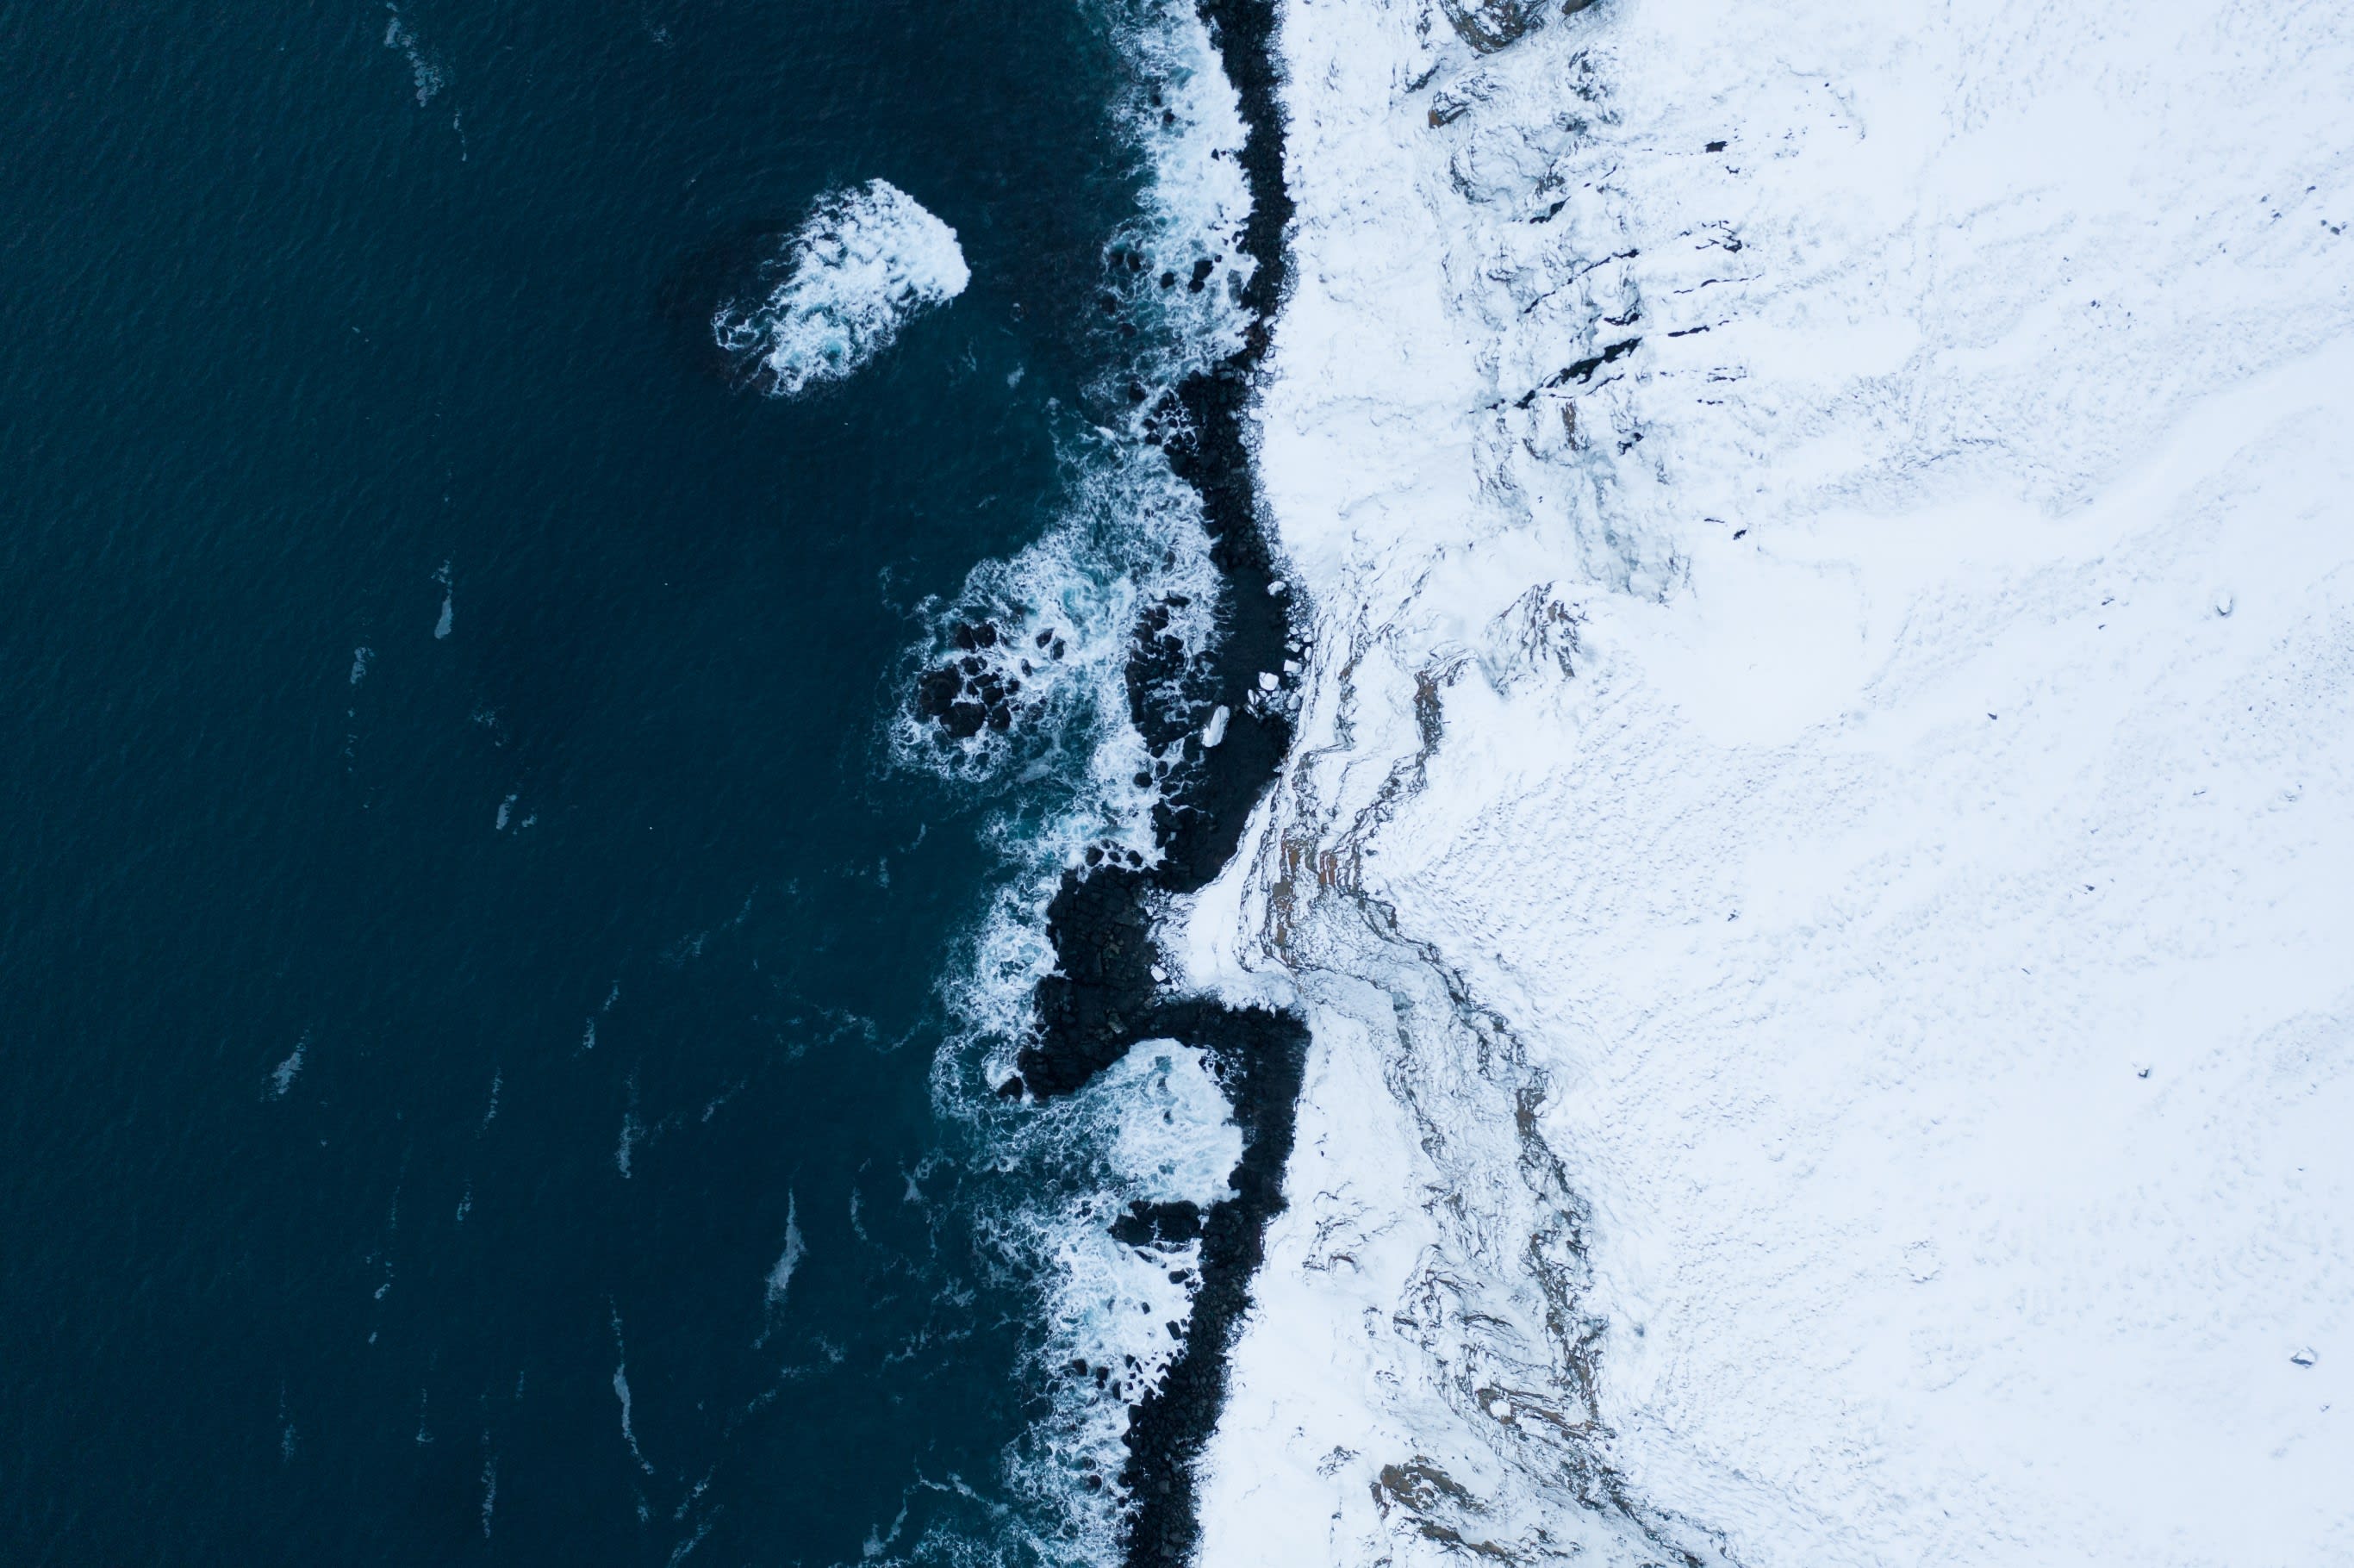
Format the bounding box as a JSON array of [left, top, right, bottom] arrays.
[[1180, 0, 2354, 1562]]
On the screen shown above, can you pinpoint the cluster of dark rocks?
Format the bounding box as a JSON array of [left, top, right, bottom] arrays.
[[1124, 596, 1197, 748], [912, 618, 1066, 743], [1013, 0, 1312, 1555], [1015, 864, 1161, 1097], [1111, 1199, 1206, 1250], [1106, 244, 1224, 299]]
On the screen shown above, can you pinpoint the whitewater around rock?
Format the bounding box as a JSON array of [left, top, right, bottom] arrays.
[[713, 178, 969, 396]]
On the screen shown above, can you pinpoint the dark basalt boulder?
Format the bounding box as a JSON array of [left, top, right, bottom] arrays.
[[1439, 0, 1591, 53], [914, 617, 1060, 743], [1018, 865, 1160, 1097], [1111, 1200, 1205, 1250], [1440, 0, 1546, 53]]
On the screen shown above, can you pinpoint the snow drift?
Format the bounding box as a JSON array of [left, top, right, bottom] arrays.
[[1179, 0, 2354, 1562]]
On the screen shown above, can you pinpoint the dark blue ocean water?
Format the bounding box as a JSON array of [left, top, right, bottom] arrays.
[[0, 1, 1164, 1560]]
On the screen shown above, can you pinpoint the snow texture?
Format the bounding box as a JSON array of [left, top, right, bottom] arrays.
[[1180, 0, 2354, 1563], [713, 179, 968, 396]]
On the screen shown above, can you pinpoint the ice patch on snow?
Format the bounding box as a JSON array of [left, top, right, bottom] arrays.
[[713, 180, 968, 397]]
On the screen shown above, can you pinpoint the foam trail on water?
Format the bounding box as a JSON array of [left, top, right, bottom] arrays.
[[714, 180, 969, 397], [766, 1194, 806, 1308]]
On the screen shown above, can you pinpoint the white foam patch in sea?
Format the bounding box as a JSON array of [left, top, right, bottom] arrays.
[[896, 440, 1215, 788], [713, 179, 970, 397], [383, 6, 446, 108]]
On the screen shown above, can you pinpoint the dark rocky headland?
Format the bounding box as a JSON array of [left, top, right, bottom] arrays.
[[918, 0, 1305, 1558]]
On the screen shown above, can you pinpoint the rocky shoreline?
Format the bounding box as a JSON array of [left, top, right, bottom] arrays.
[[997, 0, 1305, 1558]]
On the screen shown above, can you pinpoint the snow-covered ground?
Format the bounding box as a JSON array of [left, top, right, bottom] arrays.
[[1180, 0, 2354, 1561]]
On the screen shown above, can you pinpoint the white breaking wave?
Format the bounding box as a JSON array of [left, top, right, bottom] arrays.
[[907, 0, 1252, 1072], [917, 466, 1221, 1564], [713, 180, 969, 396], [1098, 0, 1257, 389], [912, 441, 1220, 1106], [963, 1042, 1242, 1563]]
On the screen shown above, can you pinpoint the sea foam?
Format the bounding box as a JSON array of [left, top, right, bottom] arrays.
[[958, 1041, 1241, 1562], [713, 180, 970, 397], [899, 0, 1264, 1552]]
